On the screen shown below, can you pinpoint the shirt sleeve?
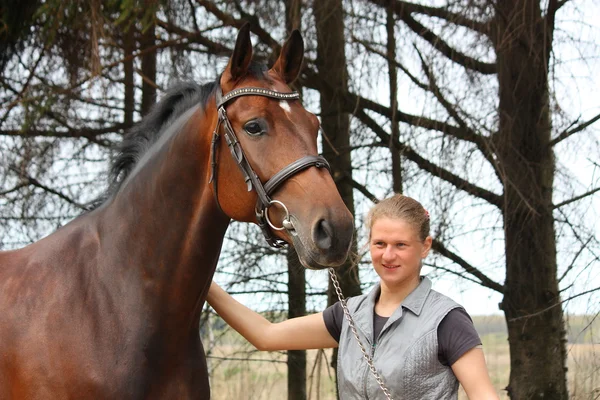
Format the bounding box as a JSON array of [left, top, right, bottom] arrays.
[[437, 307, 482, 366], [322, 301, 344, 342]]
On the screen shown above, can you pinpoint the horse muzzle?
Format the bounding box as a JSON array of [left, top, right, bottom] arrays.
[[286, 211, 354, 270]]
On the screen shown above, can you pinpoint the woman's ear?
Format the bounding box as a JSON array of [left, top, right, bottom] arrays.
[[270, 30, 304, 84], [421, 236, 433, 258]]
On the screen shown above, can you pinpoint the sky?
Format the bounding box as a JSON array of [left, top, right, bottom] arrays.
[[2, 1, 597, 318], [217, 1, 600, 318], [395, 1, 600, 316]]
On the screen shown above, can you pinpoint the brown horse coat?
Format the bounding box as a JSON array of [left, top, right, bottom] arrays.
[[0, 26, 353, 399]]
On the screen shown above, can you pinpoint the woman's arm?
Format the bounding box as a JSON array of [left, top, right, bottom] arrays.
[[451, 347, 499, 400], [206, 281, 339, 351]]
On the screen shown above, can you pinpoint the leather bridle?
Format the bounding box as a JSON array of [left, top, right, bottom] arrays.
[[209, 85, 331, 248]]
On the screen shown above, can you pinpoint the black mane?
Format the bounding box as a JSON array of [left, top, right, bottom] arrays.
[[111, 81, 218, 186], [89, 63, 270, 210], [89, 80, 218, 209]]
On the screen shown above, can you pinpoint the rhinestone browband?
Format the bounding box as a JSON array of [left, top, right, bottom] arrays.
[[217, 87, 300, 108]]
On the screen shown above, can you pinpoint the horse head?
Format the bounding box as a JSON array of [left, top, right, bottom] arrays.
[[211, 24, 354, 269]]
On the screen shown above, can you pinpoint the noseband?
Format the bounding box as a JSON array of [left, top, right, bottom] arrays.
[[209, 85, 331, 248]]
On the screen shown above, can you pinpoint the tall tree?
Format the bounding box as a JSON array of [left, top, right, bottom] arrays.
[[351, 0, 598, 398], [284, 2, 308, 399], [493, 2, 566, 397], [313, 0, 362, 382], [140, 15, 157, 115], [3, 1, 598, 398], [386, 4, 402, 193]]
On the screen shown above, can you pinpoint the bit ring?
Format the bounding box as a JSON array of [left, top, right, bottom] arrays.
[[265, 200, 293, 231]]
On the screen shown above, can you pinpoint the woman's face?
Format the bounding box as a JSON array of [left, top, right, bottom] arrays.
[[369, 217, 432, 290]]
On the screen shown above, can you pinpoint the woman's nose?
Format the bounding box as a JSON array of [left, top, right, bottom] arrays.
[[382, 246, 395, 261]]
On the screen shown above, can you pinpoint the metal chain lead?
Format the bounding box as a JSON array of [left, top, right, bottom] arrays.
[[328, 268, 394, 400]]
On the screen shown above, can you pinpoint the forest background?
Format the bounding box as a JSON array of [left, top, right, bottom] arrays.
[[1, 0, 599, 399]]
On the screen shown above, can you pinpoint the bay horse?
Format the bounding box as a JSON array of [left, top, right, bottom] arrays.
[[0, 25, 353, 399]]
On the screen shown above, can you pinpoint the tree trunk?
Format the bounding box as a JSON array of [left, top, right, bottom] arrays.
[[287, 248, 307, 400], [123, 24, 135, 128], [285, 1, 307, 399], [494, 2, 568, 398], [386, 5, 402, 194], [140, 19, 156, 116], [313, 0, 361, 385]]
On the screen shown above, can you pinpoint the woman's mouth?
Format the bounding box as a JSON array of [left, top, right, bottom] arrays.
[[382, 264, 400, 269]]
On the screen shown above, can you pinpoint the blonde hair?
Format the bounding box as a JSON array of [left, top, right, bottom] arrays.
[[366, 194, 430, 241]]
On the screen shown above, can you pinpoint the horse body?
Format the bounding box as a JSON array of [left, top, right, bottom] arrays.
[[0, 26, 354, 399], [0, 105, 225, 399]]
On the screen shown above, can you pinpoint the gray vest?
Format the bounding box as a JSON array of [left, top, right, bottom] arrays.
[[337, 277, 460, 399]]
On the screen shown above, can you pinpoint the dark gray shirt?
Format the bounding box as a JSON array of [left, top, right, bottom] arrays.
[[323, 302, 481, 366]]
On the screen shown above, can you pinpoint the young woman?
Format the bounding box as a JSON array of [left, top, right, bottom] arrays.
[[207, 194, 499, 399]]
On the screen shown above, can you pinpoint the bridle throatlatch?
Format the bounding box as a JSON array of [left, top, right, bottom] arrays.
[[209, 85, 331, 248]]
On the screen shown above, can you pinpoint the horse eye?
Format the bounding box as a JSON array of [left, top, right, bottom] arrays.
[[244, 121, 264, 136]]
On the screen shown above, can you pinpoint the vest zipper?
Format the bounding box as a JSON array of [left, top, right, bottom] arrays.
[[363, 341, 377, 399]]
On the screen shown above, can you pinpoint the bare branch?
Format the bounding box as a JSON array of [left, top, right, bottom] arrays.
[[414, 46, 501, 178], [425, 262, 494, 290], [353, 37, 428, 90], [366, 0, 495, 73], [0, 126, 120, 147], [355, 109, 503, 209], [553, 187, 600, 209], [342, 175, 380, 204], [508, 285, 600, 322], [26, 177, 86, 210], [196, 0, 280, 50], [351, 38, 499, 176], [135, 67, 163, 92], [432, 239, 504, 293], [557, 208, 600, 263], [1, 125, 124, 139], [366, 0, 490, 35], [5, 31, 219, 111], [357, 94, 486, 148], [0, 43, 48, 126], [549, 112, 600, 147], [558, 236, 593, 284], [0, 183, 28, 196], [402, 13, 495, 74]]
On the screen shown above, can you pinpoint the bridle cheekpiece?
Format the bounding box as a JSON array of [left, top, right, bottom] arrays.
[[209, 85, 331, 248]]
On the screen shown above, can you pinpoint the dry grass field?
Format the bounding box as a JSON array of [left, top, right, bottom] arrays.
[[206, 338, 599, 399], [204, 315, 599, 399]]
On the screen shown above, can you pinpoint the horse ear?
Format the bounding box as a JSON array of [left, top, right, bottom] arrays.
[[271, 30, 304, 84], [226, 23, 253, 82]]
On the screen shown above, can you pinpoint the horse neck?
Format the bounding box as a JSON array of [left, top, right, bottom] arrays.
[[99, 105, 229, 325]]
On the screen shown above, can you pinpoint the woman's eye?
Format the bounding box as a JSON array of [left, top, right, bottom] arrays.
[[244, 121, 263, 135]]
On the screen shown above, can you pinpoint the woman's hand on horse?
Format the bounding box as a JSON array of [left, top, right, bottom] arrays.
[[207, 282, 339, 351]]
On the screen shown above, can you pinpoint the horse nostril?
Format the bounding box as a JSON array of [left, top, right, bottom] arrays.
[[313, 219, 333, 250]]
